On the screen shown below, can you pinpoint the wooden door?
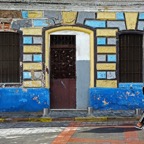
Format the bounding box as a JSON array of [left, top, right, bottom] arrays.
[[50, 35, 76, 109]]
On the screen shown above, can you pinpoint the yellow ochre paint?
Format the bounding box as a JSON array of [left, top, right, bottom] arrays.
[[22, 28, 42, 35], [23, 81, 42, 87], [97, 12, 116, 20], [23, 63, 42, 70], [23, 45, 42, 53], [62, 12, 77, 25], [96, 29, 118, 37], [96, 80, 117, 88], [125, 12, 138, 29], [28, 11, 43, 18], [97, 46, 116, 53], [97, 63, 116, 70]]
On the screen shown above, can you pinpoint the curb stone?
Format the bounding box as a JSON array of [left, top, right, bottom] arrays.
[[0, 116, 139, 122]]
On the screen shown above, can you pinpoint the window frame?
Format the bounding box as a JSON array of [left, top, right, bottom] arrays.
[[117, 30, 144, 84], [0, 30, 22, 87]]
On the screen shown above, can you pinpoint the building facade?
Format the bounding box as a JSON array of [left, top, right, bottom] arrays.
[[0, 0, 144, 112]]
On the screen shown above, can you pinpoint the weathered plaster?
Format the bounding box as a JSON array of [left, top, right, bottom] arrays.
[[125, 12, 138, 29], [23, 45, 42, 53], [28, 11, 43, 18], [97, 12, 116, 20], [89, 87, 144, 110], [22, 28, 42, 35], [23, 63, 42, 70], [97, 63, 116, 70], [23, 81, 42, 87], [96, 29, 118, 37], [97, 46, 116, 53], [96, 80, 117, 88], [0, 88, 49, 112], [62, 11, 77, 25], [77, 12, 95, 24]]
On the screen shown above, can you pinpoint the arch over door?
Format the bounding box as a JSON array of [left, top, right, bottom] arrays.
[[44, 26, 94, 109]]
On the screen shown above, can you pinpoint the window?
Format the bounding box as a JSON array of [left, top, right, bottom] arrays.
[[50, 35, 76, 79], [119, 32, 143, 82], [0, 32, 20, 83]]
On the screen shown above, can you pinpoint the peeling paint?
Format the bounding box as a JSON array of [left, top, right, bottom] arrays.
[[89, 87, 144, 110], [0, 88, 49, 112]]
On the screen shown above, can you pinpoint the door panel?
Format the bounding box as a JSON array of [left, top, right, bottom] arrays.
[[50, 35, 76, 109]]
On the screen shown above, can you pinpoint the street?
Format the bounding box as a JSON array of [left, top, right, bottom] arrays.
[[0, 121, 144, 144]]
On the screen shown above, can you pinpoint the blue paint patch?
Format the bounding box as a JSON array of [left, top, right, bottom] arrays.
[[0, 88, 50, 112], [23, 37, 32, 44], [22, 11, 28, 18], [85, 20, 106, 28], [116, 12, 124, 20], [97, 37, 106, 45], [107, 55, 116, 62], [23, 72, 31, 79], [119, 83, 143, 89], [139, 13, 144, 19], [89, 87, 144, 110], [97, 71, 106, 79], [33, 19, 49, 27], [33, 54, 42, 62]]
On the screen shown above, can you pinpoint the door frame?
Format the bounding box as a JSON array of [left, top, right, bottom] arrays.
[[44, 25, 95, 89]]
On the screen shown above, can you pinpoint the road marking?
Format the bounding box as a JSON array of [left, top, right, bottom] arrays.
[[52, 127, 77, 144]]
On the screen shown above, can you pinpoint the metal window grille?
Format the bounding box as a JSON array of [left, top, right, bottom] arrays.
[[50, 35, 76, 79], [0, 32, 20, 83], [119, 33, 143, 82]]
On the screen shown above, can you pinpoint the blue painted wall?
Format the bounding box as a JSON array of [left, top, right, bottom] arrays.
[[89, 86, 144, 110], [0, 88, 50, 112]]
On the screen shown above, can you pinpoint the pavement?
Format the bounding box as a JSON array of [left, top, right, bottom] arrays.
[[0, 121, 144, 144], [0, 110, 144, 144]]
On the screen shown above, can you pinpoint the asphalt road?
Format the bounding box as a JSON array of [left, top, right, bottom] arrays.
[[0, 121, 143, 144]]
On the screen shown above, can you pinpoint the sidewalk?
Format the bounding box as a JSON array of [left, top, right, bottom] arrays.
[[0, 110, 141, 122]]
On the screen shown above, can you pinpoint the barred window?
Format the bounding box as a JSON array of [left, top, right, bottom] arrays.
[[119, 32, 143, 82], [0, 32, 20, 83]]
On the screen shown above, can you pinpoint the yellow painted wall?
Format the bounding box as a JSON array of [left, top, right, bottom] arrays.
[[125, 12, 138, 29], [22, 28, 42, 35], [96, 80, 117, 88], [23, 81, 42, 87], [97, 63, 116, 70], [62, 12, 77, 25], [28, 11, 43, 18], [97, 46, 116, 53], [23, 63, 42, 70], [23, 45, 42, 53], [97, 12, 116, 20], [96, 29, 118, 37]]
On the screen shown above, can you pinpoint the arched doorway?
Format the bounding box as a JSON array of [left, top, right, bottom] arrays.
[[44, 26, 94, 109]]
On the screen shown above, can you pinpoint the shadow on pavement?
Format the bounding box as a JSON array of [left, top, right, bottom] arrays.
[[81, 127, 141, 133]]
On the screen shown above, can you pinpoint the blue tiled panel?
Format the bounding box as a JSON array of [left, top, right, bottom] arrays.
[[23, 37, 32, 44], [33, 54, 42, 62], [85, 20, 106, 28], [89, 87, 144, 110], [22, 11, 28, 18], [23, 72, 31, 79], [116, 12, 124, 20], [139, 13, 144, 19], [0, 88, 50, 112], [97, 37, 106, 45], [33, 19, 49, 27], [97, 71, 106, 79], [107, 55, 116, 62]]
